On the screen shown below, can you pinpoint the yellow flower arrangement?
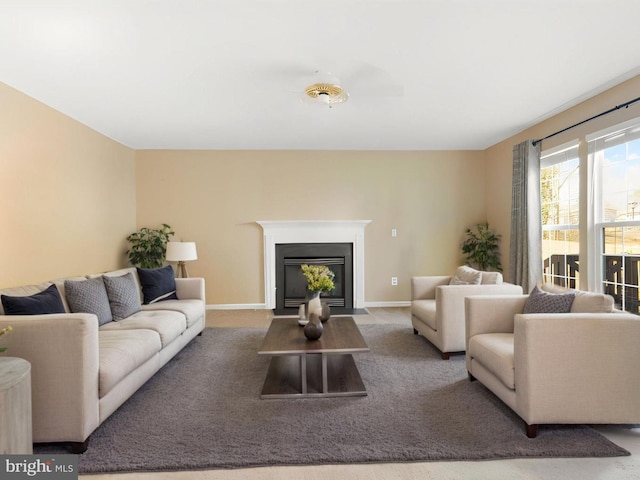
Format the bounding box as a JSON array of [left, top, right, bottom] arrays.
[[301, 264, 335, 293], [0, 325, 13, 353]]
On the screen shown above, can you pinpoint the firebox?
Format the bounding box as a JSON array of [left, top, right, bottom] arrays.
[[275, 243, 353, 315]]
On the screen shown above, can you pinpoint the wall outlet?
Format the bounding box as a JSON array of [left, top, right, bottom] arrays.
[[391, 277, 398, 286], [391, 228, 397, 237]]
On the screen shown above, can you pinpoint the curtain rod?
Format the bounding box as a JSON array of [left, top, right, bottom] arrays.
[[532, 95, 640, 146]]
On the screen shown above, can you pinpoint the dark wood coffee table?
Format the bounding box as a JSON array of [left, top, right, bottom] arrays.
[[258, 317, 369, 399]]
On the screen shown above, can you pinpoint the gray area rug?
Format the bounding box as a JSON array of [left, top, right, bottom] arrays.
[[36, 323, 629, 473]]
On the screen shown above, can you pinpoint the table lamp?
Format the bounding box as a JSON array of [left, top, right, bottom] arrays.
[[165, 241, 197, 278]]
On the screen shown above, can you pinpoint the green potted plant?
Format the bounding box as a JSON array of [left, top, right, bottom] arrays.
[[299, 264, 335, 326], [126, 224, 174, 268], [301, 264, 335, 294], [461, 223, 502, 272]]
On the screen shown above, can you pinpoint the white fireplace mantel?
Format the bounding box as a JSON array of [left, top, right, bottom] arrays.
[[257, 220, 371, 310]]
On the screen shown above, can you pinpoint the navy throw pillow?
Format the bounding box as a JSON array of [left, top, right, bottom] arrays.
[[137, 266, 178, 304], [1, 284, 66, 315]]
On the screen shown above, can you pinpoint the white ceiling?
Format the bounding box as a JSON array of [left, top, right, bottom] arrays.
[[1, 0, 640, 150]]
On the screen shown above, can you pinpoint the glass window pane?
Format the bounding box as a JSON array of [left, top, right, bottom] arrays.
[[602, 226, 640, 314], [600, 141, 640, 223], [603, 227, 623, 254], [542, 229, 580, 288]]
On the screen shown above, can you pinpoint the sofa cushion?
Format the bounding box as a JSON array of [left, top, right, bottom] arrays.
[[98, 329, 162, 398], [65, 277, 113, 325], [450, 266, 482, 285], [137, 266, 178, 304], [411, 299, 437, 331], [523, 286, 575, 314], [1, 284, 66, 315], [469, 333, 515, 389], [480, 271, 503, 284], [102, 273, 142, 320], [142, 299, 205, 328], [100, 310, 187, 347], [571, 290, 615, 313]]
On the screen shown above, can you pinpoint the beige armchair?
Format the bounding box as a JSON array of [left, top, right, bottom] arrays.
[[410, 267, 523, 359], [465, 293, 640, 437]]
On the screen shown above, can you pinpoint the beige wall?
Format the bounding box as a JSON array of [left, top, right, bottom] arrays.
[[485, 74, 640, 281], [9, 70, 637, 303], [0, 82, 137, 288], [135, 150, 487, 305]]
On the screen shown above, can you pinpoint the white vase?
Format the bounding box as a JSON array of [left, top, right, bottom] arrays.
[[298, 291, 322, 326]]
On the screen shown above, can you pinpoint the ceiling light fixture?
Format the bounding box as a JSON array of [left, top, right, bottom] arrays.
[[304, 82, 348, 107]]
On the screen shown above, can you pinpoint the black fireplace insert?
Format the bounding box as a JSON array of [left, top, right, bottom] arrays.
[[274, 243, 353, 315]]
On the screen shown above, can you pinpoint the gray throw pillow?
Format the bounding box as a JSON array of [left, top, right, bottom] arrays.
[[65, 277, 113, 326], [523, 285, 575, 314], [103, 273, 141, 320]]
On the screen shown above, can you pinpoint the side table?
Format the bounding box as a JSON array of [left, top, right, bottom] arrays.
[[0, 357, 32, 454]]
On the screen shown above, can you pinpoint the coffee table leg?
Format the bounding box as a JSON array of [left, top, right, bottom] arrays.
[[300, 354, 307, 395], [322, 353, 328, 394]]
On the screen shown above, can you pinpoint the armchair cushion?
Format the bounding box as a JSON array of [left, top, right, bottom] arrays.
[[480, 271, 503, 284], [450, 266, 482, 285], [571, 290, 614, 313], [411, 300, 437, 330], [468, 333, 515, 389]]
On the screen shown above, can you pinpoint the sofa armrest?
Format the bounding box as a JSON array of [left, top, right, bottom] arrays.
[[514, 313, 640, 425], [0, 313, 100, 443], [175, 277, 206, 303], [430, 285, 520, 353], [411, 276, 451, 300]]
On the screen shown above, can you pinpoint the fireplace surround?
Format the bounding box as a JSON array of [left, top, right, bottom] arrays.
[[257, 220, 371, 311]]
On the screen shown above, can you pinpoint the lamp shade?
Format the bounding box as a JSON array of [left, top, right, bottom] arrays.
[[165, 242, 197, 262]]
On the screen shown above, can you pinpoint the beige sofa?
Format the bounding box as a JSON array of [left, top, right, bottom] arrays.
[[411, 267, 523, 359], [465, 289, 640, 437], [0, 267, 205, 453]]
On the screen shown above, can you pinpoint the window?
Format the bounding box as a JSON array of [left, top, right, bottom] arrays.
[[540, 142, 580, 288], [588, 118, 640, 314]]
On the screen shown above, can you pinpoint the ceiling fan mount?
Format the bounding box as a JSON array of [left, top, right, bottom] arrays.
[[304, 82, 348, 105]]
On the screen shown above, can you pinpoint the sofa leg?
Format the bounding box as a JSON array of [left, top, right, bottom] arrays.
[[468, 372, 476, 382], [441, 352, 450, 360], [413, 328, 418, 335], [526, 423, 538, 438], [69, 438, 90, 454]]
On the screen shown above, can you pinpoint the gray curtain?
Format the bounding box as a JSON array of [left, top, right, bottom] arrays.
[[509, 140, 542, 292]]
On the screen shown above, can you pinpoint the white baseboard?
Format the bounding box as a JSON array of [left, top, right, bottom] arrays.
[[207, 302, 411, 310], [364, 301, 411, 308], [206, 304, 267, 310]]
